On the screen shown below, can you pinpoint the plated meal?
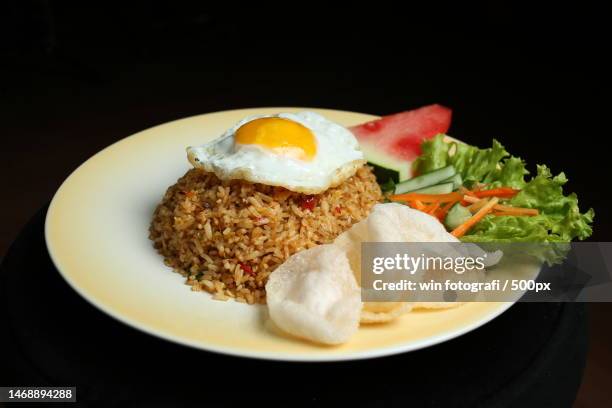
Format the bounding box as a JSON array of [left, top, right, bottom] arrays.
[[148, 105, 594, 345]]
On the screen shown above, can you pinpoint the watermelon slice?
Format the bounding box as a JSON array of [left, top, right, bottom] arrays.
[[350, 104, 452, 181]]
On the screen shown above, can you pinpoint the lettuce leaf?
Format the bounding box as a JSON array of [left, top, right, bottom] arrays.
[[487, 156, 529, 189], [415, 135, 594, 243], [509, 165, 594, 241], [415, 135, 527, 188]]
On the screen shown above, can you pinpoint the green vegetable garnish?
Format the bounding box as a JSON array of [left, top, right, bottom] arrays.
[[414, 135, 594, 243]]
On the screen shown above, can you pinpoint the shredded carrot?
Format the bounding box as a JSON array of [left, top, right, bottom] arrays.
[[458, 187, 476, 205], [467, 197, 490, 213], [412, 200, 426, 211], [459, 186, 477, 197], [463, 195, 482, 204], [492, 207, 539, 216], [452, 197, 499, 238], [473, 187, 520, 199], [434, 201, 456, 221], [390, 191, 463, 203], [493, 203, 538, 215], [426, 202, 441, 215], [464, 195, 538, 216]]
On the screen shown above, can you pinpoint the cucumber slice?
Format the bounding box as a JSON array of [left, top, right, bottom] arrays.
[[444, 203, 472, 230], [441, 173, 463, 190], [411, 182, 454, 195], [394, 165, 456, 194]]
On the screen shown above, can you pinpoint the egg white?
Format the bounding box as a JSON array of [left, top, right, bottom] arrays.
[[187, 111, 365, 194]]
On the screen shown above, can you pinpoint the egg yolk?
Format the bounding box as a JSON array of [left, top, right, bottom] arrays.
[[235, 118, 317, 161]]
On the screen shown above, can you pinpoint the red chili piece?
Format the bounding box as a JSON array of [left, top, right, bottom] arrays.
[[239, 262, 254, 275], [299, 195, 319, 211]]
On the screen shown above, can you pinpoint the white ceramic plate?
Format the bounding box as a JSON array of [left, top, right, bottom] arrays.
[[45, 107, 515, 361]]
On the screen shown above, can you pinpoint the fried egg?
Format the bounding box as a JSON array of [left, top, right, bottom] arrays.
[[187, 111, 365, 194]]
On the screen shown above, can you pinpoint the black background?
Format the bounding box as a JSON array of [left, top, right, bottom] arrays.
[[2, 2, 609, 249], [1, 2, 610, 406]]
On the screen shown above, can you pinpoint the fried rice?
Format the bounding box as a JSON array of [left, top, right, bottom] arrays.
[[149, 165, 382, 304]]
